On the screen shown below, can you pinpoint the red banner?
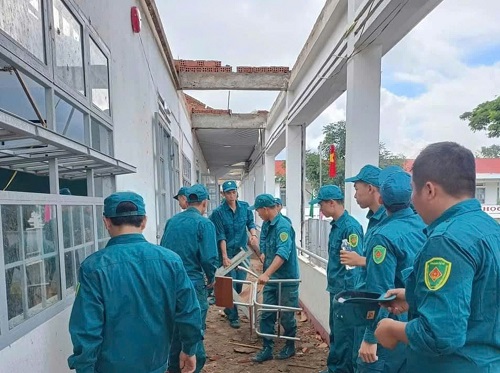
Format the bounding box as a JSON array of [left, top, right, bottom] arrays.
[[329, 145, 336, 178]]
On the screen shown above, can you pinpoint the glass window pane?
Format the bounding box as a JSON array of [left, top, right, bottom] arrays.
[[0, 0, 45, 61], [72, 206, 83, 246], [75, 246, 85, 273], [62, 205, 72, 248], [55, 95, 86, 144], [26, 261, 42, 312], [45, 256, 60, 303], [83, 206, 94, 243], [22, 205, 42, 259], [91, 118, 113, 156], [53, 0, 84, 94], [2, 205, 21, 264], [6, 265, 24, 326], [90, 39, 110, 114], [96, 205, 104, 238], [42, 205, 58, 254], [0, 58, 47, 124], [64, 251, 74, 289]]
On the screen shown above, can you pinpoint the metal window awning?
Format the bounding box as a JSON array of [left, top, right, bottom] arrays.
[[0, 109, 136, 179]]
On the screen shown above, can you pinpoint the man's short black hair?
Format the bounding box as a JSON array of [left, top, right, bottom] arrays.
[[412, 142, 475, 198], [109, 201, 145, 227], [384, 203, 409, 213]]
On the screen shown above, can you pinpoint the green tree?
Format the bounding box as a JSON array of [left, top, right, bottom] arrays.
[[305, 121, 406, 194], [379, 142, 406, 168], [478, 144, 500, 158], [460, 96, 500, 137]]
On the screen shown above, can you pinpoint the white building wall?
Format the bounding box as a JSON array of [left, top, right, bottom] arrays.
[[0, 1, 207, 371], [483, 181, 498, 204], [75, 0, 207, 241], [298, 258, 329, 333], [0, 308, 73, 373]]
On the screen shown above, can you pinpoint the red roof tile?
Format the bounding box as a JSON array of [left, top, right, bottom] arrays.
[[275, 160, 285, 176], [404, 158, 500, 174]]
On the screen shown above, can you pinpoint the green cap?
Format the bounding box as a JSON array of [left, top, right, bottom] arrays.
[[104, 192, 146, 218], [332, 290, 396, 327], [274, 197, 283, 206], [250, 194, 276, 210], [309, 185, 344, 205], [380, 171, 412, 208], [379, 165, 405, 186], [173, 186, 189, 200], [345, 165, 382, 187], [222, 180, 237, 192], [186, 184, 210, 203], [59, 188, 72, 195]]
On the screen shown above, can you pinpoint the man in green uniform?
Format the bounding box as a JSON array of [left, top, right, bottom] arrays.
[[357, 170, 425, 373], [251, 194, 300, 363], [310, 185, 364, 373], [274, 197, 291, 223], [174, 186, 189, 210], [209, 180, 258, 328], [161, 184, 218, 373], [375, 142, 500, 373], [68, 192, 202, 373], [341, 165, 387, 279]]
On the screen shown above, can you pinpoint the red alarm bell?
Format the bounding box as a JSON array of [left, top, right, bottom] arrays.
[[131, 6, 142, 33]]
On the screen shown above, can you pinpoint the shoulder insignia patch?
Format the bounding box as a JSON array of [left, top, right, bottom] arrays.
[[348, 233, 359, 248], [372, 245, 386, 264], [279, 232, 289, 242], [424, 257, 452, 291]]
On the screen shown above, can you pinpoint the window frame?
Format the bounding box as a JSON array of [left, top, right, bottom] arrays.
[[0, 0, 115, 347], [182, 152, 192, 187], [475, 186, 486, 204]]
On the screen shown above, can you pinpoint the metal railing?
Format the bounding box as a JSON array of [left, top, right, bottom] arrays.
[[302, 218, 331, 269], [235, 266, 302, 341]]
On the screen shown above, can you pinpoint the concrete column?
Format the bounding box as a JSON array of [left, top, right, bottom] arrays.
[[48, 159, 59, 194], [245, 169, 256, 204], [265, 152, 276, 194], [343, 0, 382, 226], [286, 124, 305, 246], [344, 41, 382, 226], [254, 161, 265, 227]]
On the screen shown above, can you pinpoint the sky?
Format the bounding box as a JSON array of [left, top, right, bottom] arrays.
[[158, 0, 500, 159]]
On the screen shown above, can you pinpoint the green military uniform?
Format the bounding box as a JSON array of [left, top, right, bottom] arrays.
[[160, 184, 218, 373], [359, 171, 426, 373], [405, 199, 500, 372], [310, 185, 364, 373], [209, 180, 256, 325], [345, 164, 387, 290], [251, 194, 300, 362], [173, 186, 188, 201], [68, 192, 202, 373]]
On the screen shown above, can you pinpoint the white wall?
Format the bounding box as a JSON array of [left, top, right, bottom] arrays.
[[484, 181, 498, 204], [75, 0, 207, 241], [0, 1, 208, 370], [298, 257, 330, 333], [0, 308, 72, 373]]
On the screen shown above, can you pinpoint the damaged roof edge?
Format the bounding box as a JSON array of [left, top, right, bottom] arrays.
[[141, 0, 180, 89]]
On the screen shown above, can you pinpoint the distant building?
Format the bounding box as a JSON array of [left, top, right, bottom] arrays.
[[405, 159, 500, 222]]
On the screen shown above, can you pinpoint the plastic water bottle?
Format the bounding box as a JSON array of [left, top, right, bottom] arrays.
[[341, 239, 355, 270]]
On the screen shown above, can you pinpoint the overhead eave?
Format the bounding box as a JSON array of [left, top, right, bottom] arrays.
[[0, 110, 136, 179]]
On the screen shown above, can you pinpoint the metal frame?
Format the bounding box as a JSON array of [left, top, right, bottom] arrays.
[[0, 109, 135, 179], [0, 0, 129, 188], [0, 191, 106, 349], [153, 112, 175, 242], [230, 266, 302, 341]]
